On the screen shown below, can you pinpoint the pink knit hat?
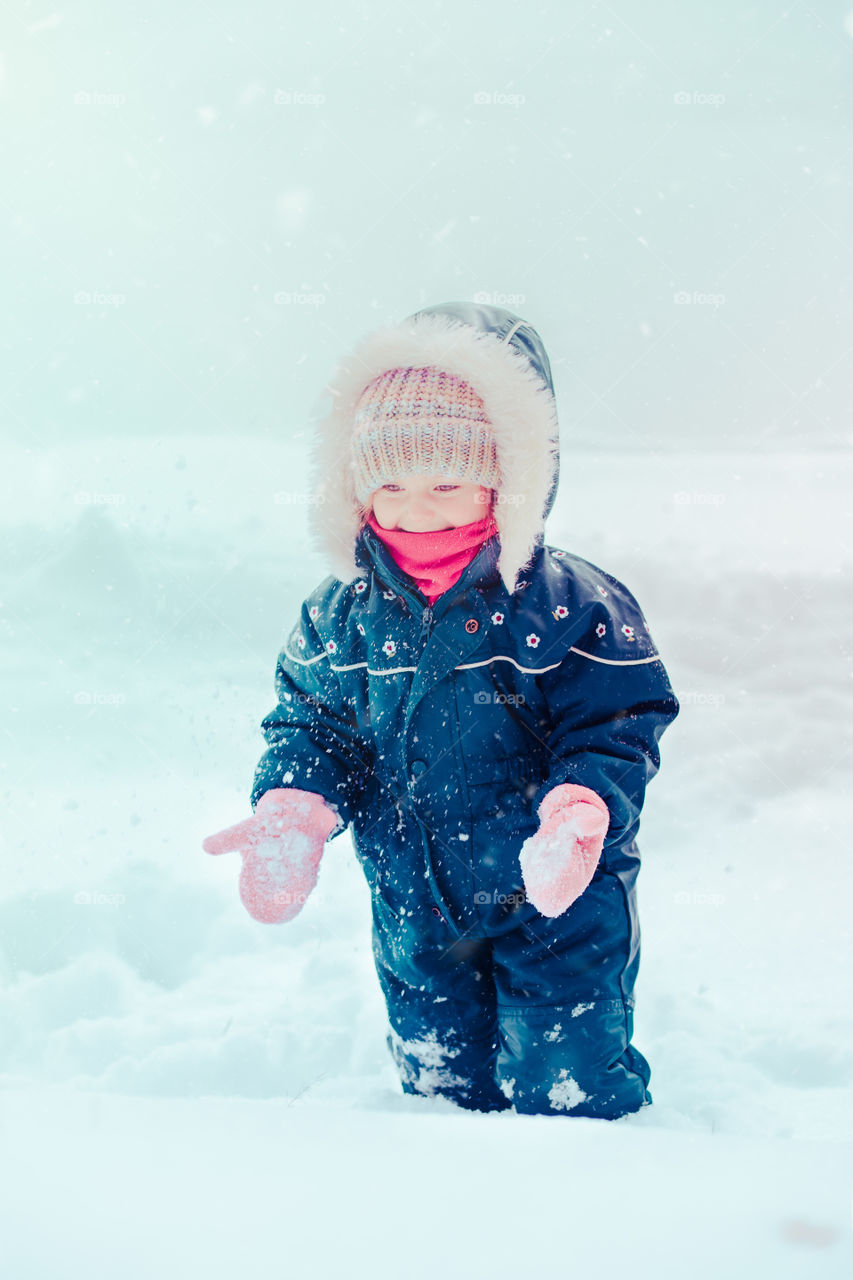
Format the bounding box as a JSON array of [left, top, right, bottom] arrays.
[[350, 366, 501, 504]]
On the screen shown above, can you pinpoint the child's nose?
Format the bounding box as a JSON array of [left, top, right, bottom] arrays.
[[401, 499, 433, 528]]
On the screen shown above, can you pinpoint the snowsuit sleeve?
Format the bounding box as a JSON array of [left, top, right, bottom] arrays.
[[250, 598, 373, 838], [531, 581, 680, 850]]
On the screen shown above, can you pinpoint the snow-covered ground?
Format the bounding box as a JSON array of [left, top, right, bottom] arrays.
[[2, 441, 851, 1277]]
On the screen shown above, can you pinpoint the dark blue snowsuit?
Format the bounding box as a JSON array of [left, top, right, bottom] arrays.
[[251, 305, 680, 1118]]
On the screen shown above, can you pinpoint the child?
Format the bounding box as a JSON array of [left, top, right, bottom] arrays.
[[204, 300, 680, 1119]]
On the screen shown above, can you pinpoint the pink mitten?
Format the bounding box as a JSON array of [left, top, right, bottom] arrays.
[[518, 784, 610, 917], [203, 788, 340, 924]]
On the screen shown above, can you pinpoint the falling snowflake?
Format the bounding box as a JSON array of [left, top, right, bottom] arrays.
[[553, 605, 569, 619], [595, 622, 606, 638], [326, 640, 337, 654], [382, 639, 397, 657], [621, 624, 636, 642], [491, 611, 505, 625], [526, 633, 541, 648]]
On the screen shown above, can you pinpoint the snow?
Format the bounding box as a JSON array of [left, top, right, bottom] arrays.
[[3, 440, 851, 1276], [547, 1070, 589, 1111]]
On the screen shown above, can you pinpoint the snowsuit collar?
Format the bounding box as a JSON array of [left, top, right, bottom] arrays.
[[364, 511, 499, 605], [355, 518, 504, 614]]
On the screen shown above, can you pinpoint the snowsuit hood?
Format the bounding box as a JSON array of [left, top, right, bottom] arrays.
[[307, 301, 560, 595]]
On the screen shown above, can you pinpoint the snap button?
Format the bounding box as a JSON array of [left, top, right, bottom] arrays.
[[410, 759, 427, 778], [465, 618, 479, 633]]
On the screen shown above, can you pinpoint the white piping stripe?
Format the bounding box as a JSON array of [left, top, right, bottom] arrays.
[[569, 646, 661, 666], [502, 320, 525, 345], [285, 650, 327, 666], [284, 647, 660, 673], [340, 662, 418, 675], [455, 654, 562, 675]]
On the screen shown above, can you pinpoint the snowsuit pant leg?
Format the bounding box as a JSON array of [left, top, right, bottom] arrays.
[[490, 868, 652, 1119], [369, 894, 511, 1113]]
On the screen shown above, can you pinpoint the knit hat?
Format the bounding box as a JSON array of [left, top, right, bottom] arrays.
[[350, 366, 501, 504]]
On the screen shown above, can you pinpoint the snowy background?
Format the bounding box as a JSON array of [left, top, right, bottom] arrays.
[[2, 3, 853, 1277]]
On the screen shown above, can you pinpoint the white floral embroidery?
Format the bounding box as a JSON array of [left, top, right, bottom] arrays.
[[326, 640, 337, 654], [308, 604, 320, 619], [382, 589, 396, 600], [596, 584, 608, 598], [595, 622, 606, 638], [356, 621, 365, 636], [551, 549, 566, 559], [525, 633, 541, 648], [297, 634, 306, 649], [354, 580, 368, 594], [491, 611, 505, 625], [621, 624, 636, 642], [382, 639, 397, 657], [553, 604, 569, 619]]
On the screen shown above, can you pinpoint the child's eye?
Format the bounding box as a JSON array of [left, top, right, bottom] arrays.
[[436, 485, 459, 492]]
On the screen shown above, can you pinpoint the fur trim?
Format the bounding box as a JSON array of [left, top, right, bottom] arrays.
[[306, 311, 559, 595]]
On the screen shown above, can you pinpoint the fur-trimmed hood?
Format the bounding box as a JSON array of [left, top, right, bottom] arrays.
[[306, 301, 560, 595]]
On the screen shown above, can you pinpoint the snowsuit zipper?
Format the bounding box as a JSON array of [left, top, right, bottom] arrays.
[[419, 605, 434, 645]]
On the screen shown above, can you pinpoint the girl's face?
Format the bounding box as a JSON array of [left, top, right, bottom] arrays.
[[369, 472, 493, 532]]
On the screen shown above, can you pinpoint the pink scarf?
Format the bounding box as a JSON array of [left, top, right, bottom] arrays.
[[366, 510, 498, 604]]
